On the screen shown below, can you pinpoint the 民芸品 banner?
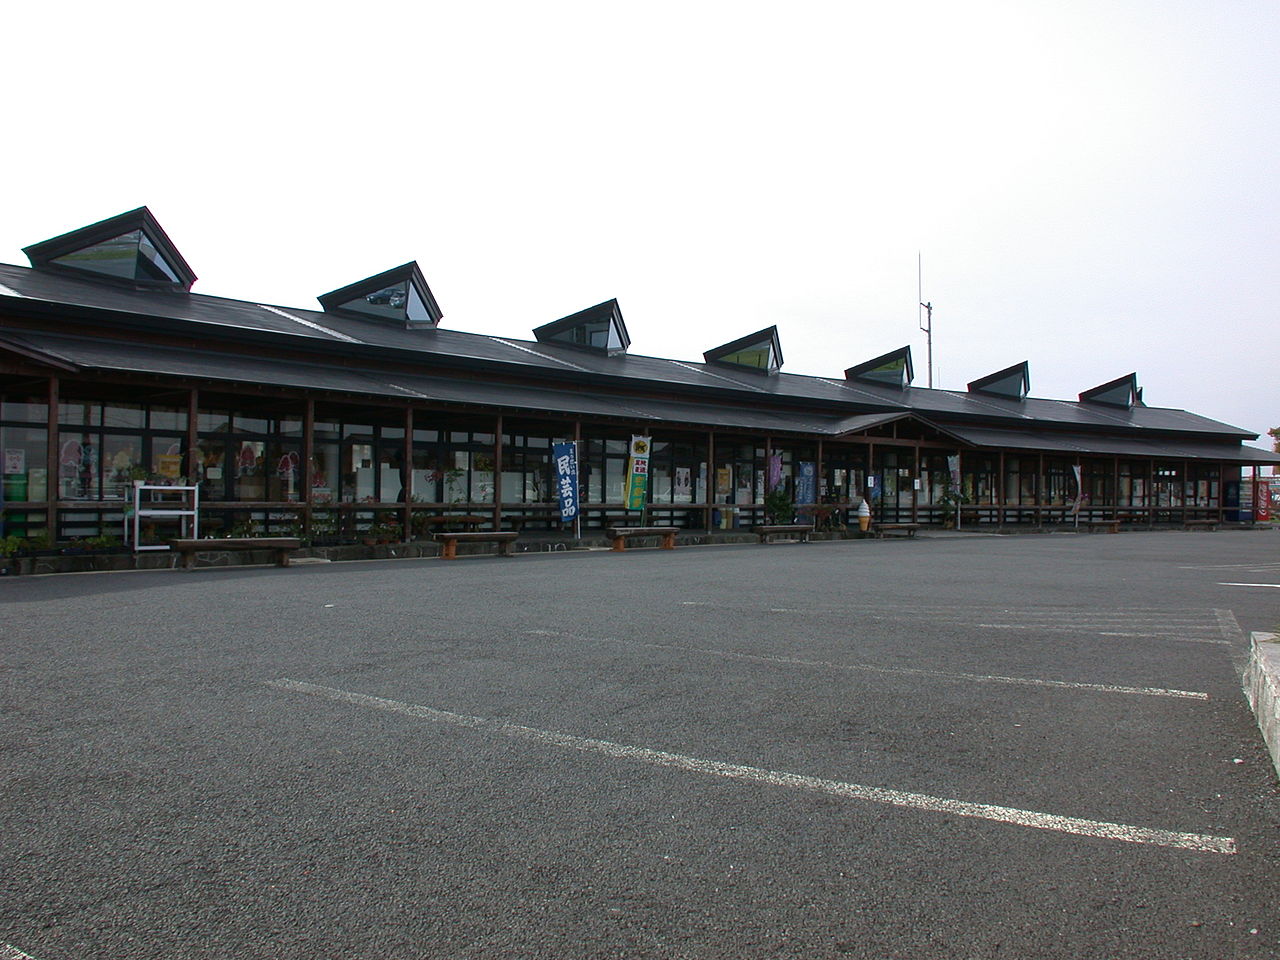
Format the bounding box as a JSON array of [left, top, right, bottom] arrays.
[[553, 441, 579, 521]]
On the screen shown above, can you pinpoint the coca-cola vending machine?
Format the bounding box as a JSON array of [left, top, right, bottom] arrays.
[[1257, 480, 1273, 522]]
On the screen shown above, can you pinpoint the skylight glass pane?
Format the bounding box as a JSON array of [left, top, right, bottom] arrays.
[[137, 231, 181, 283], [342, 282, 409, 321], [549, 319, 611, 348], [720, 345, 771, 369], [1093, 384, 1131, 405], [405, 284, 432, 325], [52, 230, 142, 280], [865, 358, 907, 385]]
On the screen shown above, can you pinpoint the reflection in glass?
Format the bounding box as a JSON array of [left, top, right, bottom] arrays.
[[340, 283, 409, 322], [51, 229, 181, 283]]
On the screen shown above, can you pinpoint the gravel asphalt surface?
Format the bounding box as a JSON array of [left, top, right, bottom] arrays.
[[2, 529, 1278, 959]]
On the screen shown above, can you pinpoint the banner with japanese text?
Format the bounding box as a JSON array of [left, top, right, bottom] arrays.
[[625, 435, 650, 510], [552, 441, 579, 521], [795, 461, 816, 504]]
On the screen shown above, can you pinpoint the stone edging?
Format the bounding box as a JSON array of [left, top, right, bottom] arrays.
[[1243, 632, 1280, 783]]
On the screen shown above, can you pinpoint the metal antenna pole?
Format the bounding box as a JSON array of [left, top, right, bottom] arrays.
[[918, 253, 933, 388]]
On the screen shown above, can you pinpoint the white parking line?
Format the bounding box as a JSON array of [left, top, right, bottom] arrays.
[[526, 630, 1209, 700], [1217, 582, 1280, 589], [2, 945, 43, 960], [266, 679, 1236, 855]]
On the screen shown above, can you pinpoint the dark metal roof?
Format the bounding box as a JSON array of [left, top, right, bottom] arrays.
[[2, 325, 1271, 464], [0, 260, 1259, 445], [943, 424, 1280, 464], [0, 330, 846, 435]]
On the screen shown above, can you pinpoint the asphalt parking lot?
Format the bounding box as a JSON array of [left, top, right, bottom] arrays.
[[3, 530, 1279, 959]]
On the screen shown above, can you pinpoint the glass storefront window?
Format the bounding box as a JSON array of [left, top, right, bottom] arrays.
[[103, 434, 142, 499], [0, 425, 48, 502], [57, 432, 99, 499], [198, 439, 227, 501], [103, 404, 144, 429], [1, 400, 48, 422], [199, 409, 231, 433], [235, 440, 266, 500], [149, 405, 184, 431]]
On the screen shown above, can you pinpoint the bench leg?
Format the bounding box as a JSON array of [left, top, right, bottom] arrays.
[[611, 538, 626, 551], [276, 549, 290, 567], [441, 539, 457, 560], [498, 540, 513, 557], [660, 533, 675, 550], [182, 551, 196, 570]]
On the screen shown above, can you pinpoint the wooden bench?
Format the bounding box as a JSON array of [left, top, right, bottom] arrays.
[[1084, 520, 1120, 534], [874, 523, 921, 539], [418, 514, 488, 532], [604, 526, 677, 551], [1183, 519, 1218, 531], [169, 537, 303, 569], [752, 524, 814, 544], [432, 531, 519, 559]]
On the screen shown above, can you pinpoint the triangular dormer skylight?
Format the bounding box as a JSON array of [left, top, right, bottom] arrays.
[[968, 361, 1030, 400], [845, 346, 913, 389], [23, 207, 196, 291], [533, 298, 630, 355], [704, 326, 783, 374], [1079, 373, 1143, 408], [317, 262, 441, 329]]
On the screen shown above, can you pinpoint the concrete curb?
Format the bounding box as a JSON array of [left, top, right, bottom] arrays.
[[1243, 631, 1280, 783]]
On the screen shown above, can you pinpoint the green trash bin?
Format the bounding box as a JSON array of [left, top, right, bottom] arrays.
[[2, 474, 28, 503]]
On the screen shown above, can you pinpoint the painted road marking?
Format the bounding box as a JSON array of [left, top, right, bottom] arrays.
[[2, 945, 43, 960], [1181, 562, 1280, 570], [1217, 582, 1280, 589], [526, 630, 1209, 700], [973, 624, 1229, 644], [266, 679, 1236, 855], [1216, 609, 1245, 644]]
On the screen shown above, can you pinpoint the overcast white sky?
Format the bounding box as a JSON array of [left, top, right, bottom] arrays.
[[5, 1, 1277, 444]]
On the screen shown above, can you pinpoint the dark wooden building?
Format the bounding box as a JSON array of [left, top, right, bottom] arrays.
[[2, 208, 1276, 545]]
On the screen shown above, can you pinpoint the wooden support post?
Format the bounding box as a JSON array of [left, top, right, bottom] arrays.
[[868, 440, 877, 524], [1183, 459, 1190, 525], [1112, 456, 1120, 522], [573, 419, 582, 536], [706, 429, 715, 532], [492, 415, 503, 531], [46, 376, 59, 540], [815, 438, 824, 506], [302, 399, 315, 537], [402, 406, 413, 539], [186, 388, 200, 535], [911, 444, 920, 525], [1036, 452, 1044, 526], [997, 450, 1005, 529]]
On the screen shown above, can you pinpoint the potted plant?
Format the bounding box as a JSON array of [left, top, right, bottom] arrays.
[[763, 484, 795, 525]]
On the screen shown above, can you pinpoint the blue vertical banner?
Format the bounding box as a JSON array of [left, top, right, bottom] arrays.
[[795, 461, 816, 504], [553, 441, 579, 522]]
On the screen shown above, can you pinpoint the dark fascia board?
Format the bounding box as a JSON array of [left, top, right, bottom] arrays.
[[22, 206, 198, 291], [532, 298, 631, 354], [844, 345, 914, 387], [0, 331, 82, 372], [703, 325, 783, 374], [967, 361, 1030, 399], [832, 410, 973, 446], [317, 261, 443, 328], [1079, 372, 1140, 407]]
